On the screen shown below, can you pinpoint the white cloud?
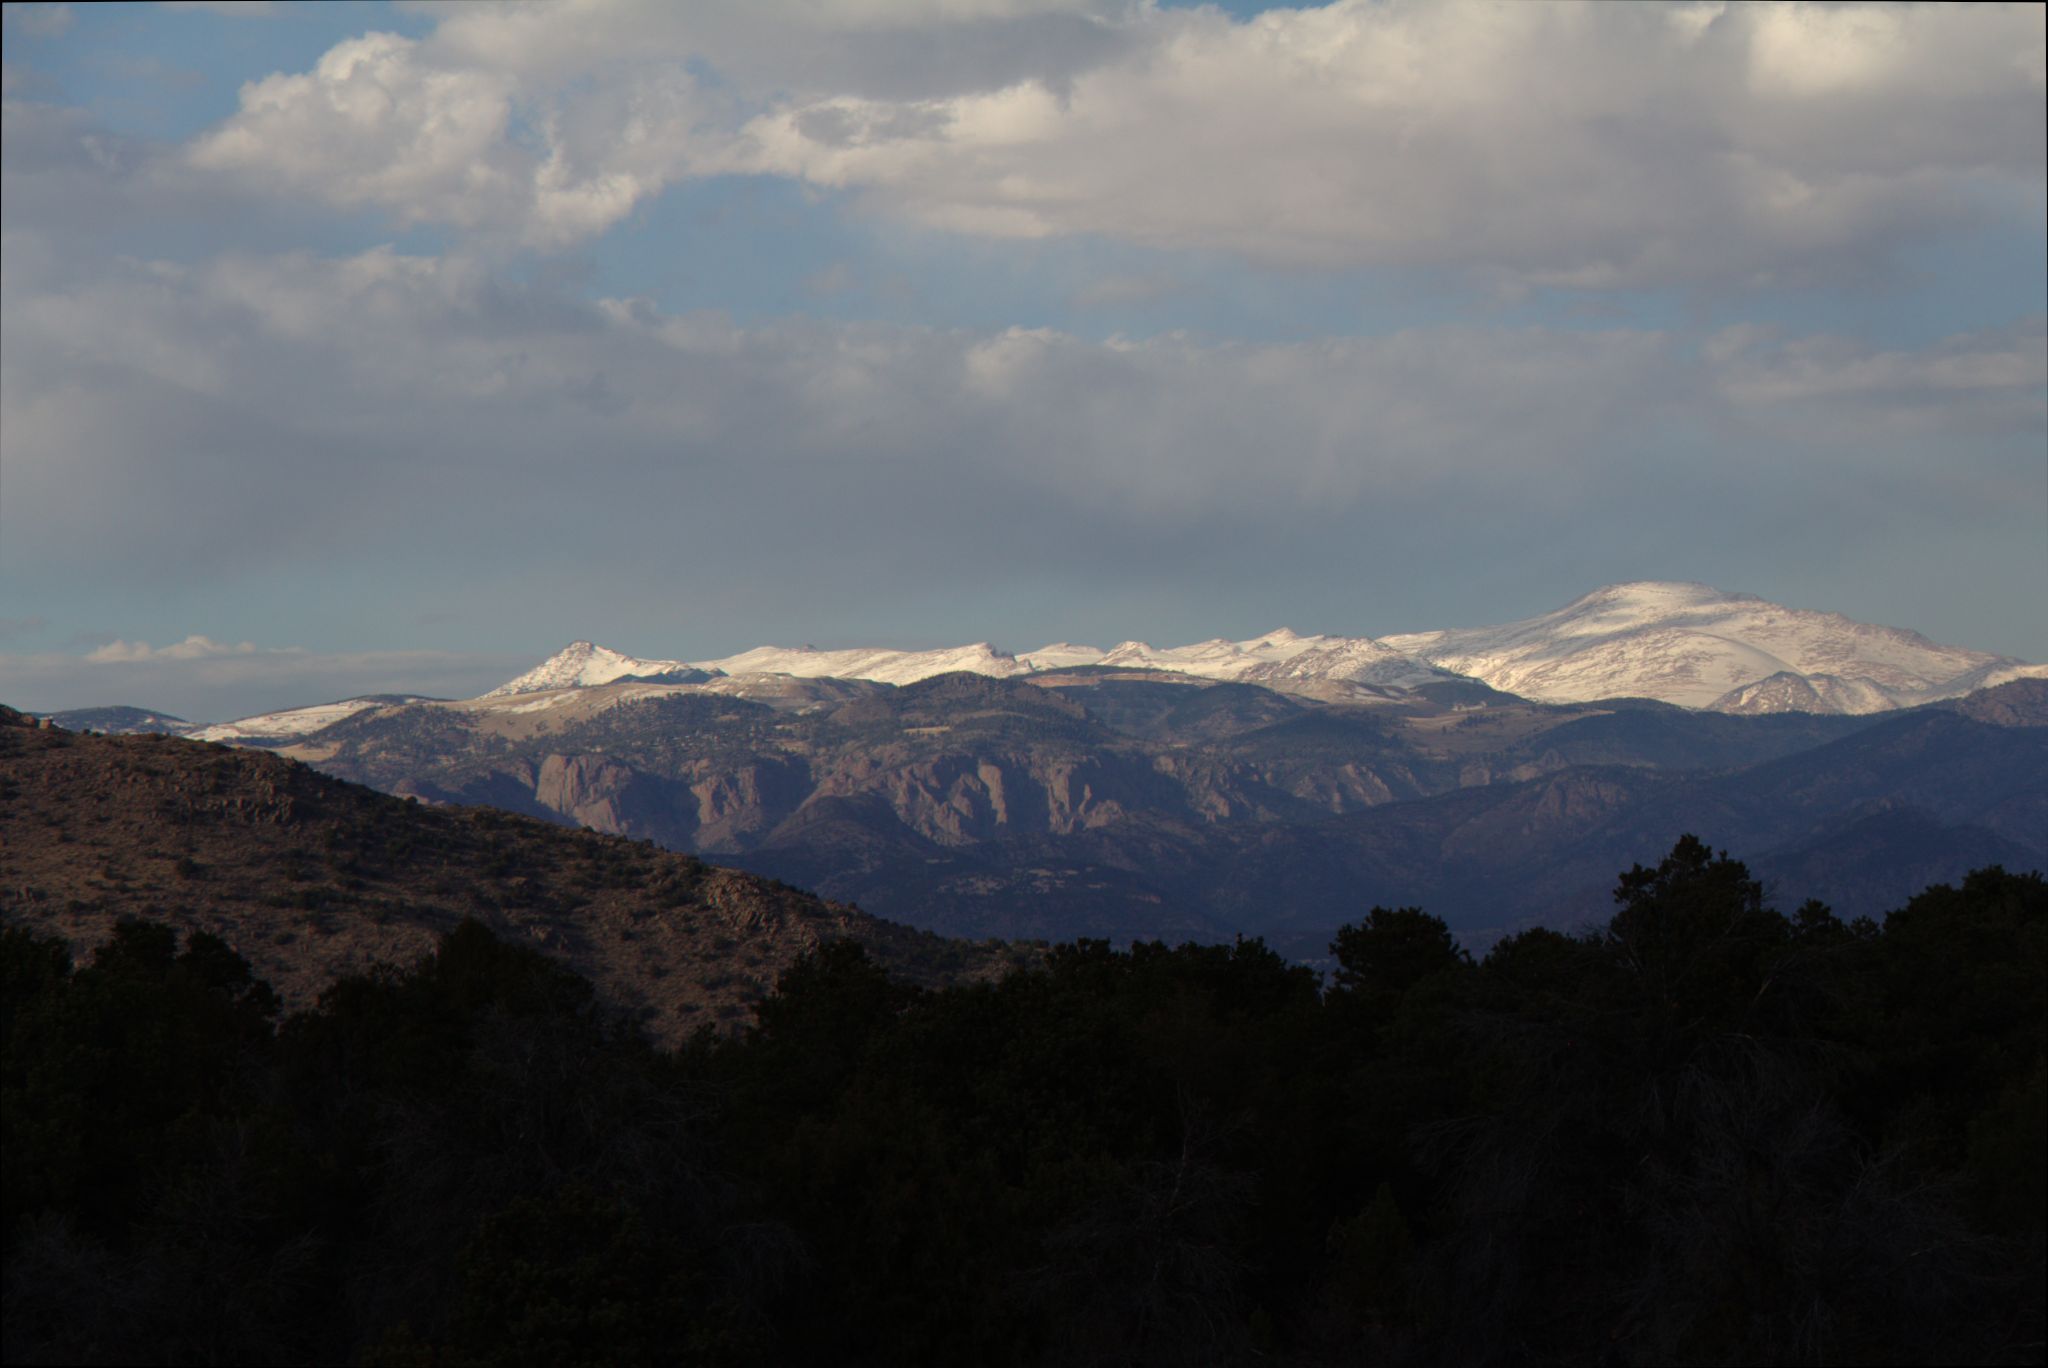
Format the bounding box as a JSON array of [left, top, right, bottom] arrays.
[[181, 1, 1128, 249], [189, 34, 545, 240], [186, 27, 748, 248], [178, 0, 2045, 286], [737, 1, 2044, 284], [85, 635, 274, 663]]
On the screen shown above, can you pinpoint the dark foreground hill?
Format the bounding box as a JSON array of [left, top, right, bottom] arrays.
[[0, 707, 1017, 1043]]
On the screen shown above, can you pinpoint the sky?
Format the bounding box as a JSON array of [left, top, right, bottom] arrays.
[[2, 0, 2044, 723]]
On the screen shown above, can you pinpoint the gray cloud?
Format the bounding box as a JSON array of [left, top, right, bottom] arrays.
[[1, 240, 1678, 551], [4, 230, 2041, 678], [411, 0, 1140, 101], [1070, 272, 1182, 310], [1710, 318, 2048, 412]]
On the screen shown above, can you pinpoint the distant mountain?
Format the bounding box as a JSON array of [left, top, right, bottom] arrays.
[[190, 694, 444, 745], [701, 640, 1071, 684], [38, 705, 193, 735], [483, 643, 716, 696], [216, 645, 2045, 953], [1094, 626, 1468, 690], [478, 633, 1473, 699], [743, 683, 2045, 954], [450, 582, 2036, 718], [1381, 581, 2041, 712], [483, 640, 713, 695]]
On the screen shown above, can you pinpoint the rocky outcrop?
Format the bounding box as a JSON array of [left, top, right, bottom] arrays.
[[534, 753, 647, 830], [687, 759, 810, 850]]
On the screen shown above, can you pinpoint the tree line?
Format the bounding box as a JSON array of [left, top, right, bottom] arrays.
[[4, 836, 2042, 1365]]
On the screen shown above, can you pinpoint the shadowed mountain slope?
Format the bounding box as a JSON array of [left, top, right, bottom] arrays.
[[0, 707, 1017, 1044], [30, 677, 2037, 962], [733, 684, 2047, 954]]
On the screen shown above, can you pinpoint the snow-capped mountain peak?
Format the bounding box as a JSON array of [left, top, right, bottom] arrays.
[[1381, 582, 2033, 712], [483, 642, 710, 697]]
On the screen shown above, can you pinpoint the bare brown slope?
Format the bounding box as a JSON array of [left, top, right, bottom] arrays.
[[0, 707, 1019, 1044]]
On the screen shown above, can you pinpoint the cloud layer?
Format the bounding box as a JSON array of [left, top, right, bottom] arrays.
[[178, 1, 2045, 284], [10, 238, 2037, 539], [5, 221, 2041, 676]]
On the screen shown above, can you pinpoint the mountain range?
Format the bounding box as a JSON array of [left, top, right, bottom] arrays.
[[33, 582, 2043, 955], [55, 582, 2027, 745], [460, 581, 2041, 715]]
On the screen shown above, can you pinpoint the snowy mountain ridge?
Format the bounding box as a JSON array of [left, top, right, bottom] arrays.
[[474, 582, 2037, 716], [91, 583, 2035, 740], [497, 627, 1476, 696], [1094, 628, 1468, 690], [695, 641, 1038, 686], [1379, 581, 2041, 712], [188, 695, 442, 743]]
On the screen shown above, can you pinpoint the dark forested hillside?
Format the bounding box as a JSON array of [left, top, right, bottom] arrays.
[[4, 839, 2042, 1365], [0, 707, 1016, 1042]]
